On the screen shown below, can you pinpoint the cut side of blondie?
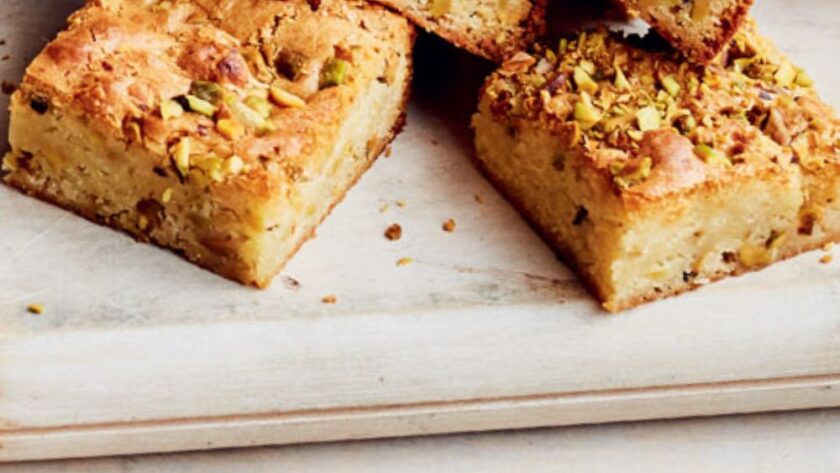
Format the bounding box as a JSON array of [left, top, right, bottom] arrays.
[[616, 0, 755, 64], [370, 0, 547, 61], [472, 23, 840, 311], [3, 0, 414, 287]]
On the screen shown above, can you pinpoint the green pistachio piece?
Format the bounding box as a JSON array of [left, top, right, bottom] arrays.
[[774, 62, 796, 88], [660, 75, 681, 96], [573, 93, 601, 130], [170, 138, 191, 178], [229, 100, 267, 129], [694, 144, 732, 167], [613, 157, 653, 190], [636, 106, 661, 132], [160, 99, 184, 120], [185, 95, 217, 117], [320, 58, 350, 89], [614, 66, 631, 91], [794, 68, 815, 87], [244, 95, 272, 120], [189, 80, 225, 105], [573, 66, 598, 95]]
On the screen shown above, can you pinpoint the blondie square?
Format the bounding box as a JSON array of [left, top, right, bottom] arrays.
[[473, 23, 840, 311], [3, 0, 414, 287]]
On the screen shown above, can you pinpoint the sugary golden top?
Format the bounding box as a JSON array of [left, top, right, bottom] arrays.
[[482, 21, 839, 201], [18, 0, 411, 189]]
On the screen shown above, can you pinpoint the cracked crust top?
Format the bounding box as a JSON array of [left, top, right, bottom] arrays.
[[480, 21, 840, 210], [16, 0, 414, 196]]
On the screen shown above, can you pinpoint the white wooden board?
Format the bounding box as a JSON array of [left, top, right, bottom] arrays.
[[1, 0, 839, 463]]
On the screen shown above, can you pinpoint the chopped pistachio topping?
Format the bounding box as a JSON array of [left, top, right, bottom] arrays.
[[320, 58, 350, 89], [222, 155, 245, 175], [171, 138, 191, 178], [774, 62, 796, 88], [244, 95, 272, 120], [636, 106, 661, 132], [660, 75, 681, 96], [185, 95, 217, 117], [693, 144, 732, 167], [574, 93, 601, 130], [160, 99, 184, 120], [229, 100, 267, 129], [429, 0, 451, 17], [795, 68, 815, 87], [573, 66, 598, 94], [216, 118, 246, 140], [189, 80, 225, 105], [611, 157, 653, 189], [192, 155, 224, 181], [614, 66, 630, 91], [269, 86, 306, 108]]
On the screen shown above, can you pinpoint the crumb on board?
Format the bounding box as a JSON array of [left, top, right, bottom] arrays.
[[1, 55, 9, 62], [384, 146, 393, 158], [474, 194, 483, 204], [396, 257, 413, 267], [820, 254, 833, 264], [442, 218, 456, 232], [396, 200, 406, 208], [430, 139, 439, 145], [379, 203, 390, 214], [1, 80, 15, 95], [322, 295, 338, 304], [384, 223, 402, 241], [27, 303, 44, 315], [281, 275, 301, 290]]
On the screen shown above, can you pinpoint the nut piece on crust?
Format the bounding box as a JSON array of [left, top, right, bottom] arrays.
[[370, 0, 547, 61], [472, 21, 840, 312], [615, 0, 755, 64], [2, 0, 415, 288]]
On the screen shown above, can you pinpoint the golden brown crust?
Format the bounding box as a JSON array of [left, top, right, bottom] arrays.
[[481, 22, 840, 208], [5, 0, 415, 287], [371, 0, 548, 61], [474, 21, 840, 312], [615, 0, 755, 64]]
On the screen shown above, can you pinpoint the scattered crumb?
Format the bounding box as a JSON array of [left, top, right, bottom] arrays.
[[0, 39, 6, 46], [396, 200, 406, 208], [1, 80, 15, 95], [442, 218, 457, 233], [1, 55, 9, 62], [322, 295, 338, 304], [820, 254, 833, 265], [396, 257, 413, 267], [384, 146, 393, 158], [27, 303, 44, 315], [822, 242, 834, 252], [281, 275, 301, 290], [379, 203, 390, 214], [430, 139, 439, 146], [474, 194, 484, 204], [384, 223, 402, 241]]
